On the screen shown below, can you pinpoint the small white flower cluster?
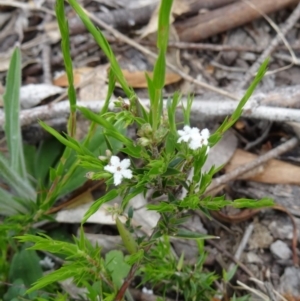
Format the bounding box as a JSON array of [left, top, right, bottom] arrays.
[[177, 125, 210, 151], [142, 287, 154, 295], [39, 256, 55, 269], [104, 156, 133, 186]]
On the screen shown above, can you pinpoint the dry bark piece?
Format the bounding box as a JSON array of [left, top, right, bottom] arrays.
[[225, 149, 300, 185], [68, 0, 238, 35], [175, 0, 299, 42]]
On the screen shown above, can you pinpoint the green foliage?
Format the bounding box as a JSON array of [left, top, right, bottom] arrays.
[[105, 250, 130, 288], [3, 47, 27, 179], [8, 248, 43, 287], [0, 47, 36, 217], [55, 0, 76, 137], [141, 236, 217, 300], [0, 0, 273, 299]]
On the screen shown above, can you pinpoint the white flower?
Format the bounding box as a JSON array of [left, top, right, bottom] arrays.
[[199, 128, 210, 145], [177, 125, 210, 151], [39, 256, 55, 269], [104, 156, 133, 185], [142, 287, 153, 295]]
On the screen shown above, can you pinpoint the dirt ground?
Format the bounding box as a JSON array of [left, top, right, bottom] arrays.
[[1, 0, 300, 300]]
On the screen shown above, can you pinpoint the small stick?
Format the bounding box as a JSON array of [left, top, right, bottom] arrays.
[[228, 223, 254, 273], [207, 239, 255, 278], [264, 282, 278, 301], [162, 41, 300, 53], [206, 137, 299, 194], [42, 13, 53, 85]]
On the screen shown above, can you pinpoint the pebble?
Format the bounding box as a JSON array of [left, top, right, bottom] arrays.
[[279, 267, 300, 296], [246, 252, 263, 264], [270, 240, 292, 260], [269, 220, 293, 240]]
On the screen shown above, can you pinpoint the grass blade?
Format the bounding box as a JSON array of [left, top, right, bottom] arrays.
[[0, 152, 36, 201], [67, 0, 133, 98], [3, 47, 27, 180], [56, 0, 77, 137], [0, 187, 27, 216]]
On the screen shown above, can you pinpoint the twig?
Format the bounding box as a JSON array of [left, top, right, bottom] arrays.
[[3, 97, 300, 130], [250, 278, 289, 301], [210, 61, 247, 72], [42, 42, 52, 84], [244, 121, 272, 150], [0, 0, 55, 15], [237, 280, 269, 300], [238, 1, 300, 88], [228, 223, 254, 272], [264, 282, 278, 301], [206, 240, 255, 278], [86, 11, 238, 101], [206, 137, 299, 194], [159, 41, 300, 53]]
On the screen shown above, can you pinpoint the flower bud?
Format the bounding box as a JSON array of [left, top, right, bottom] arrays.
[[98, 155, 107, 161], [86, 172, 95, 179], [105, 149, 112, 157], [137, 123, 152, 137], [154, 126, 168, 143], [137, 137, 150, 147]]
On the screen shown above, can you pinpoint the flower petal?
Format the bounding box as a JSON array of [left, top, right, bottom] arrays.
[[121, 169, 133, 179], [110, 155, 120, 166], [177, 129, 186, 136], [177, 135, 190, 143], [104, 165, 117, 173], [120, 158, 131, 169], [189, 139, 201, 150], [113, 173, 123, 185], [200, 128, 210, 138], [190, 127, 200, 136], [183, 125, 191, 132]]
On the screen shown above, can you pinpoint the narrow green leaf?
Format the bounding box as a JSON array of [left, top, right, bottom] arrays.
[[82, 189, 118, 224], [116, 217, 138, 254], [156, 0, 173, 51], [223, 265, 238, 282], [35, 138, 64, 186], [0, 152, 36, 200], [153, 51, 166, 89], [55, 0, 77, 137], [68, 0, 133, 98], [217, 59, 269, 134], [121, 186, 145, 210], [3, 47, 27, 179], [0, 187, 27, 216], [232, 198, 273, 209], [26, 264, 83, 294], [39, 121, 81, 153]]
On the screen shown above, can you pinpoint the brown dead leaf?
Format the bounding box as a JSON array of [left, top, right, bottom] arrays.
[[122, 69, 181, 88], [78, 65, 108, 101], [53, 67, 96, 87], [225, 149, 300, 185]]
